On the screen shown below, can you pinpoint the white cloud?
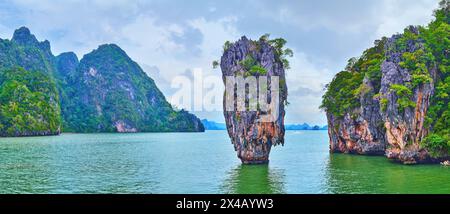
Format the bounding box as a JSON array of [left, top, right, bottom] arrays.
[[171, 16, 240, 121], [374, 0, 439, 39], [188, 16, 240, 59], [284, 51, 333, 124], [0, 24, 11, 39], [287, 51, 332, 94], [118, 15, 186, 65], [0, 0, 441, 124]]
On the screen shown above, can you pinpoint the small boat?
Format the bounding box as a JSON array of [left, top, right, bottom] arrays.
[[440, 160, 450, 166]]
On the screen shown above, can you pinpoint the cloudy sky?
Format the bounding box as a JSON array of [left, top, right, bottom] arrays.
[[0, 0, 440, 124]]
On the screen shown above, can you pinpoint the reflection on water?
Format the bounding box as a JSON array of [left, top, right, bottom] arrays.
[[0, 140, 54, 193], [325, 153, 450, 194], [1, 131, 450, 193], [325, 154, 387, 193], [221, 165, 285, 194]]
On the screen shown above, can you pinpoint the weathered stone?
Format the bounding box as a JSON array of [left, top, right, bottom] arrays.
[[220, 36, 287, 164], [327, 75, 386, 155], [325, 26, 445, 164], [380, 30, 436, 164]]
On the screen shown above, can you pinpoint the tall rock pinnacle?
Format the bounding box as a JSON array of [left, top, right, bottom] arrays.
[[220, 36, 289, 164]]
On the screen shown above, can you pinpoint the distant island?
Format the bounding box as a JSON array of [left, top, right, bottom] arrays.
[[202, 119, 327, 131], [201, 119, 227, 130], [285, 123, 328, 131], [0, 27, 204, 137]]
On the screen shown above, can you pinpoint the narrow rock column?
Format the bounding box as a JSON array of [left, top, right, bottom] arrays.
[[220, 36, 288, 164]]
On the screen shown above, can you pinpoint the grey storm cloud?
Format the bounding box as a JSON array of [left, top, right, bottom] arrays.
[[0, 0, 440, 124]]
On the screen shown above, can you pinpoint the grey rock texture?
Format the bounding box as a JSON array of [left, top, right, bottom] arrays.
[[326, 26, 441, 164], [63, 44, 205, 133], [56, 52, 79, 78], [327, 83, 387, 156], [220, 36, 287, 164], [1, 27, 205, 135], [381, 28, 437, 164]]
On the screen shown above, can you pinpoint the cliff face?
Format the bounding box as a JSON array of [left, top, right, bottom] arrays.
[[0, 27, 204, 136], [0, 27, 61, 137], [322, 2, 449, 164], [220, 36, 288, 164], [56, 52, 79, 78], [380, 31, 437, 164], [326, 97, 386, 156], [325, 38, 387, 155], [61, 44, 204, 133], [0, 67, 61, 137]]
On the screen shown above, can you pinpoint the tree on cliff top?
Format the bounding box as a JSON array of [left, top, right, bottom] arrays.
[[212, 34, 293, 70]]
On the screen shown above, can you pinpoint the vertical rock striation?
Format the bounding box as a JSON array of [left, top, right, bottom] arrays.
[[380, 28, 437, 164], [325, 39, 387, 156], [62, 44, 205, 133], [0, 27, 205, 136], [220, 36, 288, 164], [322, 2, 449, 164]]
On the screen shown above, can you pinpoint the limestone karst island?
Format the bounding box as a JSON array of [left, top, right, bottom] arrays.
[[321, 1, 449, 165], [0, 0, 449, 200]]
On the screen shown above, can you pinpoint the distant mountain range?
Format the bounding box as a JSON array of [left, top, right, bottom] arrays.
[[285, 123, 328, 130], [201, 119, 327, 130], [201, 119, 227, 130]]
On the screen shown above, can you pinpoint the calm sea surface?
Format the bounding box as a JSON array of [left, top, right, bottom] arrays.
[[0, 130, 449, 193]]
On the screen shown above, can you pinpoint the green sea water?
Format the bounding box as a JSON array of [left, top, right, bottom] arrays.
[[0, 130, 448, 194]]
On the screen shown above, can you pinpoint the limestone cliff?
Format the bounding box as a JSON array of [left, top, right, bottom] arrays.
[[0, 27, 205, 136], [380, 31, 437, 164], [62, 44, 205, 133], [0, 27, 61, 137], [322, 2, 449, 164], [220, 35, 290, 164]]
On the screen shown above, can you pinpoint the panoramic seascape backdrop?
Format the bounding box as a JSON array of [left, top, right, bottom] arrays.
[[0, 0, 449, 194]]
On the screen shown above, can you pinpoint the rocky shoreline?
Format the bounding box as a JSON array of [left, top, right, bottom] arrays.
[[322, 2, 449, 164]]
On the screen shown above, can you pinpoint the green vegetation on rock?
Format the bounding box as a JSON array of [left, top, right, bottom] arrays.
[[390, 84, 416, 112], [321, 0, 450, 160], [322, 0, 450, 159], [59, 44, 204, 133], [320, 71, 364, 118], [0, 27, 204, 136], [0, 67, 61, 136], [321, 38, 386, 118], [259, 34, 293, 70], [421, 1, 450, 155]]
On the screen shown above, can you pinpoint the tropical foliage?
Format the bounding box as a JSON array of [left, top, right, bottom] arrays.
[[0, 67, 61, 136], [61, 44, 203, 132], [416, 1, 450, 155], [320, 38, 385, 117], [322, 0, 450, 155], [0, 28, 204, 136]]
